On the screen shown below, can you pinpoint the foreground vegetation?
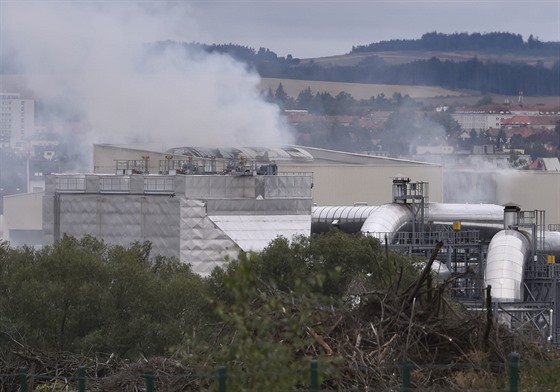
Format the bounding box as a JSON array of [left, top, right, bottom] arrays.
[[0, 232, 558, 390]]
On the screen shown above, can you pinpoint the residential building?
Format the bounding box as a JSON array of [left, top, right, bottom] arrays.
[[0, 93, 35, 150]]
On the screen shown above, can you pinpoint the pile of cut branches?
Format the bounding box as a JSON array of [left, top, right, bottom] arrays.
[[300, 242, 550, 390], [0, 351, 203, 392]]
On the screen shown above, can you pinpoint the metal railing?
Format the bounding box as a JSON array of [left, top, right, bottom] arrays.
[[367, 230, 480, 246]]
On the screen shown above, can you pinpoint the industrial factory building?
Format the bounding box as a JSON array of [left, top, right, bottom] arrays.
[[43, 168, 312, 276], [37, 144, 441, 275], [92, 143, 445, 205], [3, 142, 560, 343], [92, 143, 560, 223]]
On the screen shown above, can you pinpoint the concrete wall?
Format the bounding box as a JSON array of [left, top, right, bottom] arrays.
[[3, 192, 43, 246], [444, 169, 560, 225], [495, 171, 560, 225], [279, 164, 443, 206]]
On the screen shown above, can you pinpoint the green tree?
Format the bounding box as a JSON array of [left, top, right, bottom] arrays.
[[0, 235, 210, 358], [475, 95, 493, 107], [469, 129, 479, 145], [510, 134, 526, 150], [296, 87, 314, 110], [0, 236, 112, 351], [274, 83, 289, 106], [246, 230, 418, 299], [202, 230, 422, 389], [208, 256, 322, 391], [334, 91, 356, 114], [429, 112, 461, 133], [264, 87, 274, 103], [496, 128, 507, 150]]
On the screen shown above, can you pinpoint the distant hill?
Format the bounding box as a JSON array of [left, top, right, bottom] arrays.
[[166, 32, 560, 97], [303, 50, 559, 69], [351, 31, 560, 56]]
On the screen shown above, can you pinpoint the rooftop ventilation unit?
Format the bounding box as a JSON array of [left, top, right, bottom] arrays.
[[115, 158, 149, 175]]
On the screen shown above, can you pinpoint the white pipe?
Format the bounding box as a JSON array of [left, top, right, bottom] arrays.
[[360, 202, 505, 240], [360, 203, 412, 240], [429, 202, 504, 224], [544, 231, 560, 257], [312, 205, 379, 224], [484, 230, 530, 302], [485, 230, 560, 303]]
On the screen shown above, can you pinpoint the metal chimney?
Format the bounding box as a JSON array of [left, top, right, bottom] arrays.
[[392, 177, 410, 203], [504, 204, 521, 230]]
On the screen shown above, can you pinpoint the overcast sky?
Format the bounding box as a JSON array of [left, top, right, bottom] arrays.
[[2, 0, 559, 59], [185, 0, 560, 58], [0, 0, 558, 152]]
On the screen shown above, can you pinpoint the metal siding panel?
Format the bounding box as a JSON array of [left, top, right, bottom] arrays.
[[209, 215, 311, 252], [180, 198, 239, 276], [42, 195, 55, 244], [56, 194, 180, 259]]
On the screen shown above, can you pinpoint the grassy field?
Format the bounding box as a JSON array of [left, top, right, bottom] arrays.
[[301, 50, 560, 68], [260, 77, 465, 101], [260, 77, 560, 107]]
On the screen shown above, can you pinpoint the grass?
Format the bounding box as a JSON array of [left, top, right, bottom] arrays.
[[259, 77, 464, 101]]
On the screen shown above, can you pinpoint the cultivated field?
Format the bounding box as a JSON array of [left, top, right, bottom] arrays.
[[260, 77, 560, 107], [301, 50, 560, 68], [260, 77, 464, 101]]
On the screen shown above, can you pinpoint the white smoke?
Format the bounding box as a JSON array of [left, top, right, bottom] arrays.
[[1, 2, 293, 158]]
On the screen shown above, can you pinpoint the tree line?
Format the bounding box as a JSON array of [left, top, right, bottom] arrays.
[[166, 39, 560, 96], [352, 31, 560, 54], [0, 231, 417, 389], [274, 57, 559, 96]]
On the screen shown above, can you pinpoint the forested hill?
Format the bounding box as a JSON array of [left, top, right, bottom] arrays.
[[351, 31, 560, 54], [157, 37, 560, 96]]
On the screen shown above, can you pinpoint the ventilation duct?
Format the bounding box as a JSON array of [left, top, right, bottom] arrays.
[[312, 205, 379, 234], [360, 203, 412, 241], [485, 230, 531, 302], [360, 202, 505, 242], [485, 230, 560, 302]]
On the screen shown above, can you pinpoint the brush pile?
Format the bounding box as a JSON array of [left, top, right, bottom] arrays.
[[0, 352, 203, 392], [300, 242, 548, 390]]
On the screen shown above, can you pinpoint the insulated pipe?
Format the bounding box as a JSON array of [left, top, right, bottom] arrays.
[[312, 205, 379, 234], [360, 203, 413, 241], [485, 230, 560, 303], [428, 202, 505, 239], [429, 203, 504, 225], [360, 202, 505, 241], [484, 230, 531, 302], [543, 231, 560, 258]]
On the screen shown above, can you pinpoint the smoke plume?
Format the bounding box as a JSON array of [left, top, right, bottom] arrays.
[[1, 1, 293, 166]]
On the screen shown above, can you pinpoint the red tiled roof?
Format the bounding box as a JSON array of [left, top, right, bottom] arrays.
[[502, 115, 560, 126], [502, 116, 530, 125]]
